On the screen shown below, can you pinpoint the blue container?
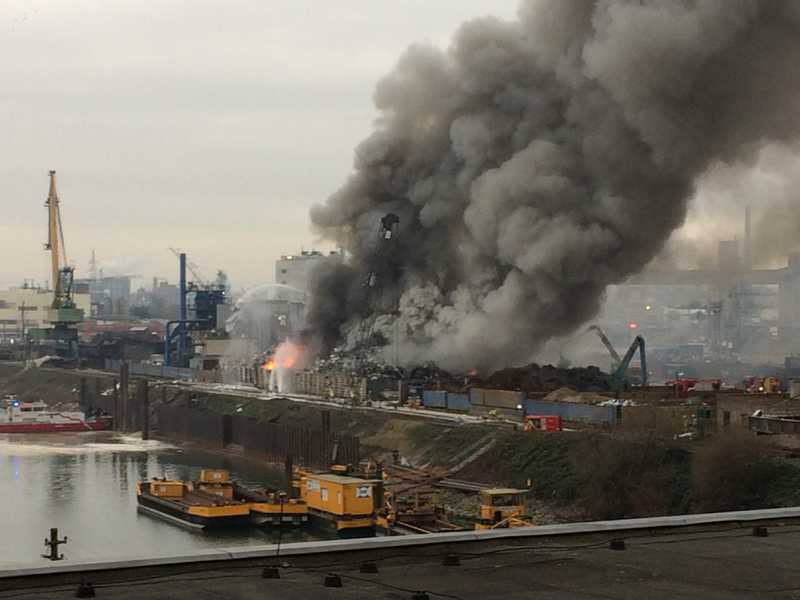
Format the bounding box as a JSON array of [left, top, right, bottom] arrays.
[[422, 390, 447, 408]]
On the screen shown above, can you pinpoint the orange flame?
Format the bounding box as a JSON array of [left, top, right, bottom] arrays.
[[262, 341, 304, 371], [279, 343, 300, 368]]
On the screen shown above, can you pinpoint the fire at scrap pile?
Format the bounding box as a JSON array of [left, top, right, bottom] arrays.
[[300, 0, 800, 376]]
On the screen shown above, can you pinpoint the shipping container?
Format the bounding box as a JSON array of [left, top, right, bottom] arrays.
[[523, 399, 616, 426], [422, 390, 447, 408], [446, 393, 471, 411], [470, 388, 525, 409], [300, 473, 377, 517], [148, 481, 184, 498]]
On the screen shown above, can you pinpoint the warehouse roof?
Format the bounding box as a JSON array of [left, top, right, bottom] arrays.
[[307, 473, 382, 485]]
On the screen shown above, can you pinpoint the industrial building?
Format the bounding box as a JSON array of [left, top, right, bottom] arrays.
[[0, 285, 91, 343], [590, 208, 800, 373], [76, 275, 133, 319], [220, 250, 341, 353], [275, 249, 343, 293], [130, 279, 181, 320]]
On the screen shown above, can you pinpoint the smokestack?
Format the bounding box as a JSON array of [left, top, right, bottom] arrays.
[[745, 206, 752, 270]]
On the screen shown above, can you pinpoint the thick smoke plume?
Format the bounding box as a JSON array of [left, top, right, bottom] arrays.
[[686, 143, 800, 268], [652, 143, 800, 272], [307, 0, 800, 372]]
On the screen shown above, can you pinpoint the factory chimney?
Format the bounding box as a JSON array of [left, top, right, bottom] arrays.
[[744, 206, 752, 270]]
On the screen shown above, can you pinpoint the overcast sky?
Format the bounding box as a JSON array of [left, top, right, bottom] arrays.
[[0, 0, 518, 290]]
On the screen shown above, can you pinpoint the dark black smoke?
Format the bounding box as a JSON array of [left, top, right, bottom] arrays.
[[306, 0, 800, 371]]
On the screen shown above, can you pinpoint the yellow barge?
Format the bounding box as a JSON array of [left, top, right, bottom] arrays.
[[136, 478, 251, 530], [137, 470, 308, 529]]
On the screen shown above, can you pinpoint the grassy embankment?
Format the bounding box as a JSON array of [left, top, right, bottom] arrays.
[[457, 429, 800, 520], [188, 392, 800, 520]]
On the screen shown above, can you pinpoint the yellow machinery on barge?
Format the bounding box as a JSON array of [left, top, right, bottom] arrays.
[[474, 488, 534, 530], [294, 465, 381, 537], [377, 465, 463, 535], [194, 469, 308, 526]]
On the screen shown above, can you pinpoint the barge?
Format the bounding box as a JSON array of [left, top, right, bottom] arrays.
[[137, 467, 377, 534], [136, 478, 251, 530]]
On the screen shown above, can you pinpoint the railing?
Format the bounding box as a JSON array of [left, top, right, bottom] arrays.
[[104, 359, 197, 381], [749, 415, 800, 434]]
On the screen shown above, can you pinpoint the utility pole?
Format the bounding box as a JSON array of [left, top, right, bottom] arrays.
[[18, 302, 33, 340]]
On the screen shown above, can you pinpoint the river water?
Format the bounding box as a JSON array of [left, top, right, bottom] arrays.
[[0, 431, 326, 568]]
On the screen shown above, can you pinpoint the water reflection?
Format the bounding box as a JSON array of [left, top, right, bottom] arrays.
[[0, 432, 323, 568]]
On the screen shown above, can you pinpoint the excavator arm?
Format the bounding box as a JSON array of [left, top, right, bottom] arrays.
[[587, 325, 621, 364], [613, 335, 647, 387]]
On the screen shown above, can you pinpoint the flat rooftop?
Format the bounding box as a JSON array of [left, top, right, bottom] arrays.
[[481, 488, 527, 495], [309, 472, 382, 485], [4, 508, 800, 599]]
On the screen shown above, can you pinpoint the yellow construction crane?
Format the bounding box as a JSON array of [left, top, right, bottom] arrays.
[[26, 171, 84, 360], [43, 171, 82, 322], [45, 170, 67, 297]]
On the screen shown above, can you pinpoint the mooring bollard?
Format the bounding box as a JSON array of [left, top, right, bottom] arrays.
[[42, 528, 67, 561]]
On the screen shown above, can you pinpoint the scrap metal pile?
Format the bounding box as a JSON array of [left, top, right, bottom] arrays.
[[480, 363, 612, 394], [316, 349, 613, 396]]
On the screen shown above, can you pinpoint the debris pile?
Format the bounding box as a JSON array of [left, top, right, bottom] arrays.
[[543, 387, 614, 405], [482, 364, 612, 394]]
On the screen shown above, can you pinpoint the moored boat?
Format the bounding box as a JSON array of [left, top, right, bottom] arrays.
[[0, 398, 111, 433], [136, 477, 251, 529]]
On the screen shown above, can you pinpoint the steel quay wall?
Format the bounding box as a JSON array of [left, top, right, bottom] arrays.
[[156, 406, 359, 468]]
